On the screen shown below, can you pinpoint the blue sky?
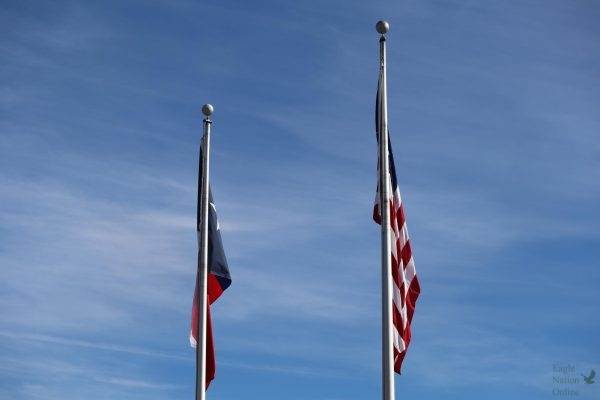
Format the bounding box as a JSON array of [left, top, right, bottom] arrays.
[[1, 0, 599, 399]]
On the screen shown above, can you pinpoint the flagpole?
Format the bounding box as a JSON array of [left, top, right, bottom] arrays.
[[196, 103, 213, 400], [376, 20, 395, 400]]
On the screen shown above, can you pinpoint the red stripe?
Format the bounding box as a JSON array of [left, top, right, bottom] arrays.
[[394, 348, 407, 373], [205, 305, 216, 389], [397, 202, 406, 226], [392, 300, 403, 335], [406, 277, 420, 322], [190, 274, 222, 389], [207, 274, 224, 305], [401, 241, 412, 272]]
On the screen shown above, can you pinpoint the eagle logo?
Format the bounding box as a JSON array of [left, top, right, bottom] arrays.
[[581, 369, 595, 385]]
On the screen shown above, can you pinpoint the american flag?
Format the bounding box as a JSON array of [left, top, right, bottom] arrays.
[[374, 78, 420, 374]]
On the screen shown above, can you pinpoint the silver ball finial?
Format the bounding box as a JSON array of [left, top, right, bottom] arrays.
[[376, 20, 390, 35], [202, 104, 214, 117]]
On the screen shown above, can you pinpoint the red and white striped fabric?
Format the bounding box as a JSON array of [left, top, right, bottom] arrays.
[[374, 79, 420, 374]]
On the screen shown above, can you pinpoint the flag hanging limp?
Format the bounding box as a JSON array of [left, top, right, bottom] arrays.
[[374, 77, 421, 374], [191, 148, 232, 389]]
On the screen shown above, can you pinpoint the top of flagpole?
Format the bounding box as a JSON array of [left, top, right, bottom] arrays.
[[202, 103, 214, 118], [376, 20, 389, 35]]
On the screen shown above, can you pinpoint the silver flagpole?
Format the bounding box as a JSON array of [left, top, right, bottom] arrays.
[[196, 103, 213, 400], [376, 20, 395, 400]]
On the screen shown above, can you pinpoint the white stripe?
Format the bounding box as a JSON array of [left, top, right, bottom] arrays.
[[398, 223, 409, 248], [392, 187, 402, 210], [404, 256, 416, 287], [392, 282, 408, 328], [392, 282, 401, 309], [393, 326, 406, 353], [392, 283, 409, 330], [389, 230, 398, 261], [189, 332, 197, 348]]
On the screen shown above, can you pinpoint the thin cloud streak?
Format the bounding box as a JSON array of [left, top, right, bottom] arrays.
[[0, 330, 188, 361]]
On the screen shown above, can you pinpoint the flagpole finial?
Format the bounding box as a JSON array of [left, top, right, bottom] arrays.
[[202, 103, 214, 117], [376, 20, 390, 35]]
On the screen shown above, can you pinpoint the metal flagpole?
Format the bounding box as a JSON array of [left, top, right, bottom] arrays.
[[376, 20, 395, 400], [196, 103, 213, 400]]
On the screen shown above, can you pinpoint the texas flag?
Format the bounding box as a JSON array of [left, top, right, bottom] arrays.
[[190, 184, 231, 388]]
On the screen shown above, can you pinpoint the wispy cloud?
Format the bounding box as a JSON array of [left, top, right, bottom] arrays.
[[0, 330, 187, 361], [0, 175, 194, 332], [93, 377, 184, 390], [0, 337, 187, 400]]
